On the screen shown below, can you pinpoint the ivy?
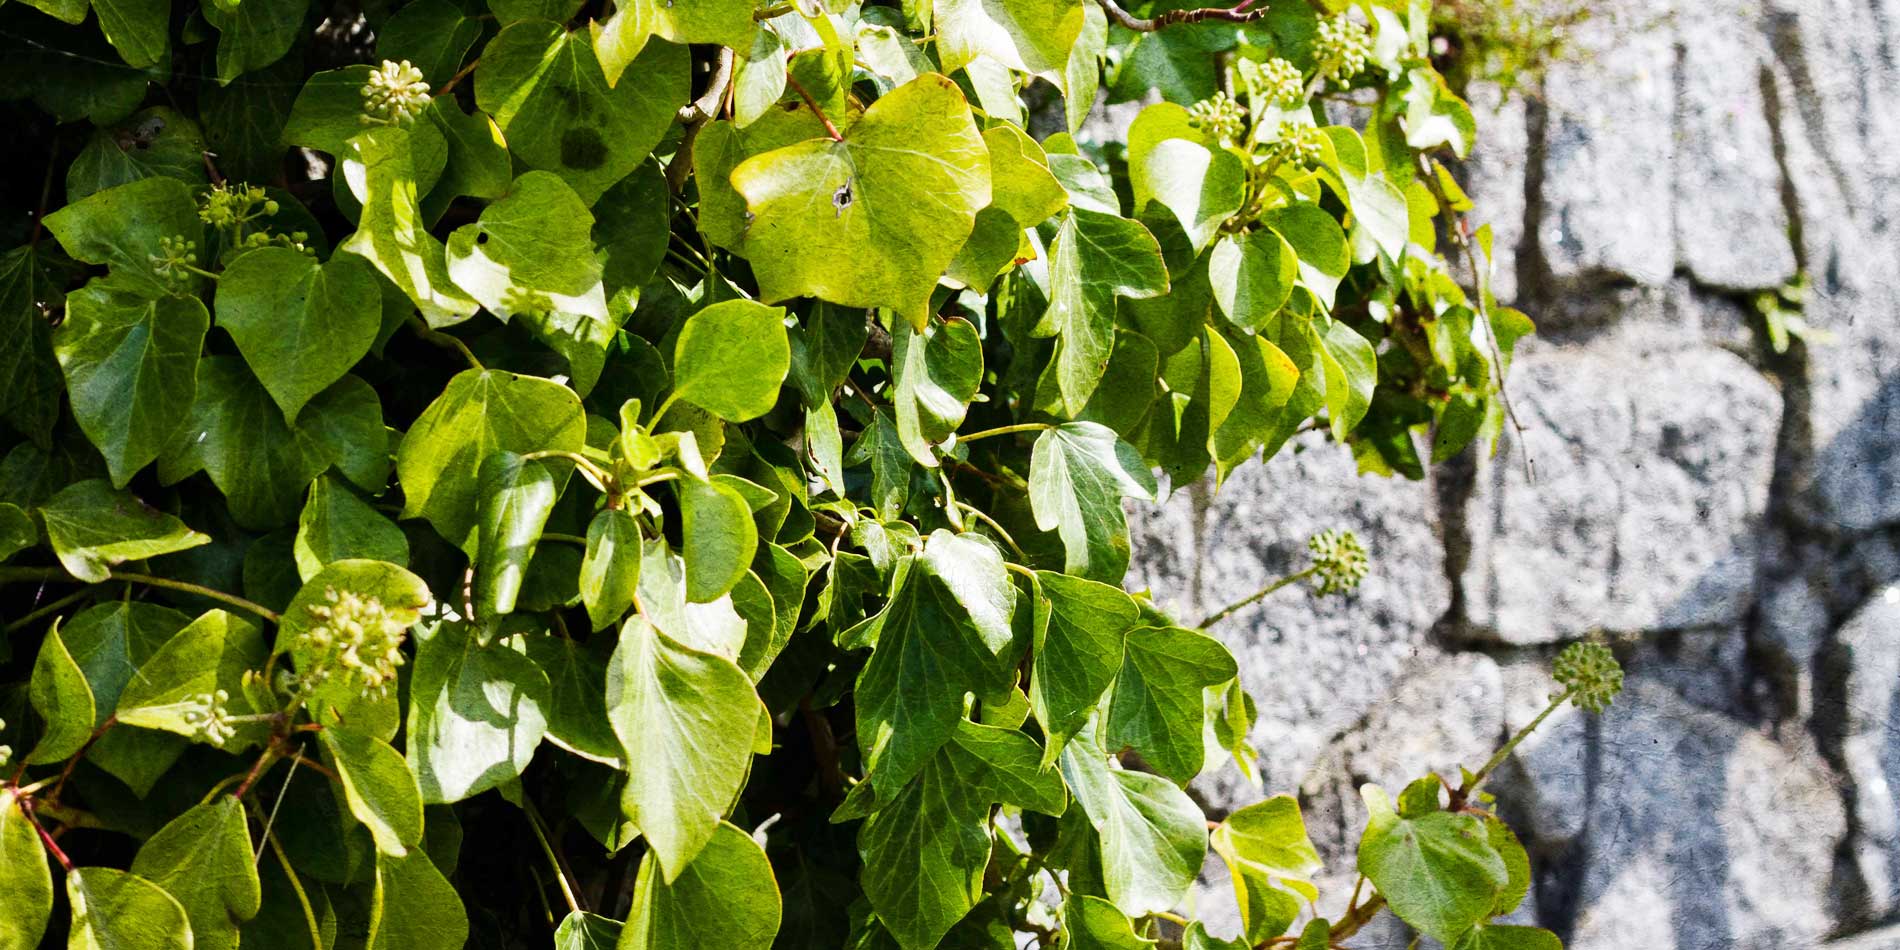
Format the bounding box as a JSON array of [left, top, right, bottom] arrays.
[[0, 0, 1600, 947]]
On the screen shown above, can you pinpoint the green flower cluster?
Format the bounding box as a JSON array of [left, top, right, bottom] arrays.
[[149, 235, 199, 287], [361, 59, 433, 126], [180, 690, 237, 748], [1275, 122, 1328, 168], [296, 588, 416, 699], [1253, 57, 1306, 106], [1308, 528, 1368, 595], [0, 716, 10, 770], [1316, 14, 1372, 84], [1552, 642, 1623, 713], [198, 182, 278, 229], [1188, 91, 1247, 143]]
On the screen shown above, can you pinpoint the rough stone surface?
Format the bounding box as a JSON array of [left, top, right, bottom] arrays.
[[1827, 590, 1900, 921], [1458, 329, 1780, 643]]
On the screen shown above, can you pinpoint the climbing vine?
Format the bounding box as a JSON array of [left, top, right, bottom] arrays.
[[0, 0, 1608, 947]]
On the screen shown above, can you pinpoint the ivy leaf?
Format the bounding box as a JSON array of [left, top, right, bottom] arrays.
[[694, 108, 832, 252], [301, 375, 394, 495], [556, 911, 623, 949], [91, 0, 169, 68], [0, 789, 53, 950], [1059, 721, 1206, 917], [377, 0, 483, 84], [1059, 894, 1154, 949], [594, 0, 760, 85], [406, 620, 552, 803], [731, 73, 991, 328], [983, 124, 1067, 228], [39, 480, 211, 582], [58, 602, 189, 720], [606, 616, 760, 880], [216, 247, 381, 425], [1261, 204, 1349, 310], [580, 508, 643, 632], [679, 473, 759, 603], [859, 719, 1067, 949], [277, 559, 432, 741], [1132, 139, 1244, 255], [856, 530, 1019, 795], [1317, 320, 1376, 438], [294, 476, 410, 581], [476, 21, 687, 204], [524, 633, 621, 766], [671, 300, 791, 423], [0, 503, 34, 563], [27, 620, 97, 764], [446, 171, 608, 322], [934, 0, 1084, 75], [622, 821, 782, 950], [115, 609, 270, 747], [368, 848, 469, 950], [156, 357, 349, 529], [1452, 925, 1563, 950], [1028, 571, 1139, 765], [1042, 208, 1170, 413], [474, 452, 560, 616], [1104, 625, 1237, 783], [321, 726, 426, 857], [66, 107, 207, 202], [0, 247, 66, 449], [1211, 796, 1321, 942], [44, 178, 202, 300], [636, 539, 748, 658], [130, 798, 262, 950], [203, 0, 308, 84], [67, 867, 192, 950], [339, 126, 479, 328], [397, 368, 586, 551], [1356, 784, 1508, 944], [891, 317, 982, 467], [1208, 230, 1296, 331], [53, 282, 209, 487], [1028, 422, 1157, 584]]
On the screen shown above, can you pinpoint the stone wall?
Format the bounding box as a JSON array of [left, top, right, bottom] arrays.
[[1125, 0, 1900, 945]]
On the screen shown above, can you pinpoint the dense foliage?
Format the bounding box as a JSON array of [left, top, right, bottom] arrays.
[[0, 0, 1609, 946]]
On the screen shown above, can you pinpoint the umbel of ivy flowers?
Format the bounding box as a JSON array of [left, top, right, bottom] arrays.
[[0, 0, 1565, 947]]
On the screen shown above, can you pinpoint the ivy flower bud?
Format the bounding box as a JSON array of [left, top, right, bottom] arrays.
[[0, 716, 10, 769], [1187, 91, 1247, 143], [1275, 122, 1327, 168], [1551, 642, 1623, 713], [149, 235, 199, 285], [361, 60, 432, 126], [298, 587, 414, 699], [1307, 528, 1367, 596], [1316, 14, 1371, 84], [1258, 57, 1305, 105], [180, 689, 237, 747]]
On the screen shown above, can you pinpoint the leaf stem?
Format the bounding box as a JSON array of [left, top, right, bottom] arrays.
[[436, 56, 481, 96], [409, 315, 483, 371], [254, 801, 324, 950], [957, 502, 1027, 560], [1198, 566, 1317, 628], [19, 797, 74, 871], [48, 714, 116, 805], [1457, 687, 1573, 801], [522, 797, 582, 915], [784, 73, 844, 142], [1090, 0, 1269, 32], [0, 567, 282, 624], [3, 586, 95, 633], [959, 422, 1051, 443]]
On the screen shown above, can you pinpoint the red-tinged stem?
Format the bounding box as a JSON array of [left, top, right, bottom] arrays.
[[784, 74, 844, 141]]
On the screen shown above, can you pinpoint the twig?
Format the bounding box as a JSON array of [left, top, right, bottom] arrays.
[[670, 47, 736, 192], [1091, 0, 1268, 32], [19, 797, 74, 871], [959, 422, 1050, 443], [409, 315, 483, 371], [1198, 567, 1317, 628], [29, 135, 57, 249], [523, 797, 583, 915], [436, 57, 481, 96], [48, 715, 117, 805], [0, 567, 281, 624], [253, 800, 325, 950], [784, 73, 843, 141], [4, 587, 94, 633]]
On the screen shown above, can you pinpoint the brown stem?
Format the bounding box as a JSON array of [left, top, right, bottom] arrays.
[[48, 715, 117, 805], [801, 697, 845, 797], [670, 47, 737, 192], [0, 567, 281, 624], [1091, 0, 1269, 31], [784, 74, 844, 141], [19, 797, 74, 871], [233, 745, 281, 800], [1328, 893, 1385, 941], [436, 57, 481, 96]]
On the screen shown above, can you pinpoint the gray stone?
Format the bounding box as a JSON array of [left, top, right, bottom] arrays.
[[1826, 589, 1900, 920], [1458, 330, 1780, 643], [1565, 682, 1846, 950], [1828, 922, 1900, 950], [1463, 82, 1528, 306], [1128, 431, 1453, 801]]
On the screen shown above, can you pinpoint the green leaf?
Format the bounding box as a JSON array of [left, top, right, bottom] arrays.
[[694, 107, 831, 252], [1356, 784, 1508, 945], [934, 0, 1083, 74], [216, 247, 381, 425], [1318, 320, 1375, 438], [295, 476, 410, 581], [157, 357, 350, 529], [277, 559, 432, 740], [606, 616, 760, 879], [66, 107, 207, 202], [1059, 894, 1154, 949], [1104, 625, 1237, 783], [983, 124, 1067, 228], [447, 171, 608, 322], [594, 0, 759, 85], [1488, 816, 1532, 916], [1059, 721, 1206, 917], [731, 74, 991, 328], [204, 0, 308, 83], [891, 317, 982, 467], [44, 177, 204, 299], [0, 247, 67, 449], [476, 21, 687, 203], [1130, 132, 1243, 253], [67, 867, 191, 949], [787, 303, 868, 407], [859, 719, 1066, 949], [1181, 922, 1247, 950], [368, 848, 469, 950], [856, 530, 1019, 795], [0, 789, 53, 950], [1028, 571, 1138, 764], [1452, 925, 1563, 950], [39, 480, 211, 583], [0, 503, 33, 563], [1211, 796, 1322, 942], [636, 539, 748, 658], [300, 374, 393, 495], [54, 282, 209, 487], [1261, 204, 1349, 310], [339, 126, 480, 328], [678, 474, 759, 603], [621, 821, 781, 950], [1028, 422, 1157, 584], [397, 369, 586, 551], [26, 620, 97, 763], [671, 300, 791, 422], [377, 0, 484, 84], [130, 798, 261, 950], [474, 452, 560, 616], [407, 620, 552, 803], [580, 508, 644, 632], [557, 910, 623, 950], [59, 601, 190, 722], [1341, 169, 1411, 264], [114, 608, 269, 746], [524, 633, 621, 765], [321, 727, 426, 857], [1042, 208, 1170, 413], [1208, 230, 1296, 331]]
